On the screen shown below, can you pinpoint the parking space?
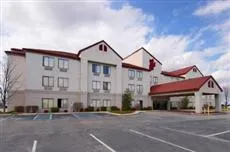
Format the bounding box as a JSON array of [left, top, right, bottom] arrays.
[[0, 111, 229, 152]]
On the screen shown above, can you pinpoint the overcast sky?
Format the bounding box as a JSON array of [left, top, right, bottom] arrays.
[[0, 0, 230, 86]]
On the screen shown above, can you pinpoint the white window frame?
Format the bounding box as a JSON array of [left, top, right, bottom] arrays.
[[42, 98, 56, 109], [58, 58, 69, 70], [42, 76, 54, 87], [137, 71, 143, 80], [43, 56, 54, 68], [128, 84, 135, 92], [92, 81, 101, 90], [103, 82, 111, 90], [153, 76, 158, 85], [58, 77, 69, 88], [92, 63, 101, 74], [137, 85, 143, 94], [128, 70, 135, 79]]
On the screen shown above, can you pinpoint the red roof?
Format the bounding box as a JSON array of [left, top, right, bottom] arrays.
[[163, 65, 203, 77], [122, 63, 150, 71], [150, 76, 222, 95], [123, 47, 162, 65], [5, 48, 80, 60], [161, 71, 185, 78]]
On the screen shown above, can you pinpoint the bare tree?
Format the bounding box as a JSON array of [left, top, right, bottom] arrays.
[[223, 86, 229, 108], [0, 56, 21, 112]]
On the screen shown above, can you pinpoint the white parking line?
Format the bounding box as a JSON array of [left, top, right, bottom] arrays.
[[72, 113, 80, 119], [33, 114, 39, 120], [89, 134, 116, 152], [205, 130, 230, 137], [129, 129, 196, 152], [161, 127, 230, 143], [32, 140, 37, 152], [49, 114, 52, 120]]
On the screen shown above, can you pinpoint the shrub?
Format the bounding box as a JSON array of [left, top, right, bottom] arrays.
[[188, 106, 194, 109], [209, 106, 215, 109], [122, 89, 133, 111], [64, 110, 68, 113], [131, 107, 136, 111], [96, 108, 100, 111], [25, 105, 39, 113], [110, 106, 120, 111], [100, 106, 107, 111], [85, 106, 94, 112], [181, 96, 189, 109], [50, 107, 59, 113], [44, 109, 49, 113], [14, 106, 24, 113], [142, 107, 152, 110], [80, 108, 84, 112]]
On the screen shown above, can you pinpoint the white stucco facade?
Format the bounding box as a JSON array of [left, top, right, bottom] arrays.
[[6, 40, 222, 113]]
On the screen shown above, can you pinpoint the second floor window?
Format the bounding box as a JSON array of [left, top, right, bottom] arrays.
[[103, 65, 111, 75], [128, 70, 135, 79], [153, 76, 158, 85], [92, 63, 100, 74], [128, 84, 135, 92], [103, 82, 111, 90], [58, 77, 69, 88], [58, 58, 69, 70], [137, 85, 143, 94], [136, 71, 143, 80], [42, 76, 54, 87], [43, 56, 54, 68], [92, 81, 100, 90]]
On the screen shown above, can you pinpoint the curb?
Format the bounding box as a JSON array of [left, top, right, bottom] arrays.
[[108, 111, 141, 116]]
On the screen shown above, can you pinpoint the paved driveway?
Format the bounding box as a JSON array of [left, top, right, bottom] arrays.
[[0, 111, 229, 152]]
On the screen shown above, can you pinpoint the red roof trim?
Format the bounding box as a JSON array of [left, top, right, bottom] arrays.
[[122, 63, 150, 71], [166, 65, 204, 76], [123, 47, 162, 65], [77, 40, 123, 60], [24, 48, 80, 60], [161, 71, 185, 78], [5, 50, 25, 56]]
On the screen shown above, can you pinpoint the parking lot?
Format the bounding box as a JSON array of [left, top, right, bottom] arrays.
[[0, 111, 230, 152]]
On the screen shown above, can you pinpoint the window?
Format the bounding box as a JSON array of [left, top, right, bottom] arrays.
[[91, 99, 101, 107], [58, 58, 69, 70], [42, 98, 56, 109], [128, 70, 135, 79], [42, 76, 54, 87], [128, 84, 135, 92], [61, 99, 68, 108], [208, 80, 214, 88], [58, 77, 69, 88], [193, 68, 197, 72], [103, 82, 111, 90], [92, 63, 100, 74], [136, 71, 143, 80], [103, 65, 111, 75], [92, 81, 101, 90], [43, 56, 54, 68], [137, 85, 143, 94], [99, 44, 107, 52], [103, 99, 111, 107], [153, 76, 158, 85]]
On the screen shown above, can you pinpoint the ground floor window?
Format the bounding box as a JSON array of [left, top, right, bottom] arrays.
[[91, 99, 101, 107], [42, 98, 56, 109], [103, 99, 111, 107], [57, 98, 68, 108]]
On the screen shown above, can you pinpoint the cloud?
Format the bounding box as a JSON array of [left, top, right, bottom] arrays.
[[1, 0, 154, 57], [194, 0, 230, 16]]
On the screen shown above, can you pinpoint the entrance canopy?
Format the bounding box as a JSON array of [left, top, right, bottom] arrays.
[[150, 76, 222, 96], [150, 76, 223, 113]]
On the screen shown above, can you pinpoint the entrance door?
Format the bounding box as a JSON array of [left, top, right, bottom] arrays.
[[139, 100, 143, 109], [57, 99, 62, 108], [152, 101, 167, 110]]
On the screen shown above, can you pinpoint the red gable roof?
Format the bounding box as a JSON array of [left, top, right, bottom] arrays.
[[5, 48, 80, 60], [123, 47, 162, 65], [161, 71, 185, 78], [164, 65, 203, 77], [122, 63, 150, 71], [77, 40, 123, 60], [150, 76, 222, 95]]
